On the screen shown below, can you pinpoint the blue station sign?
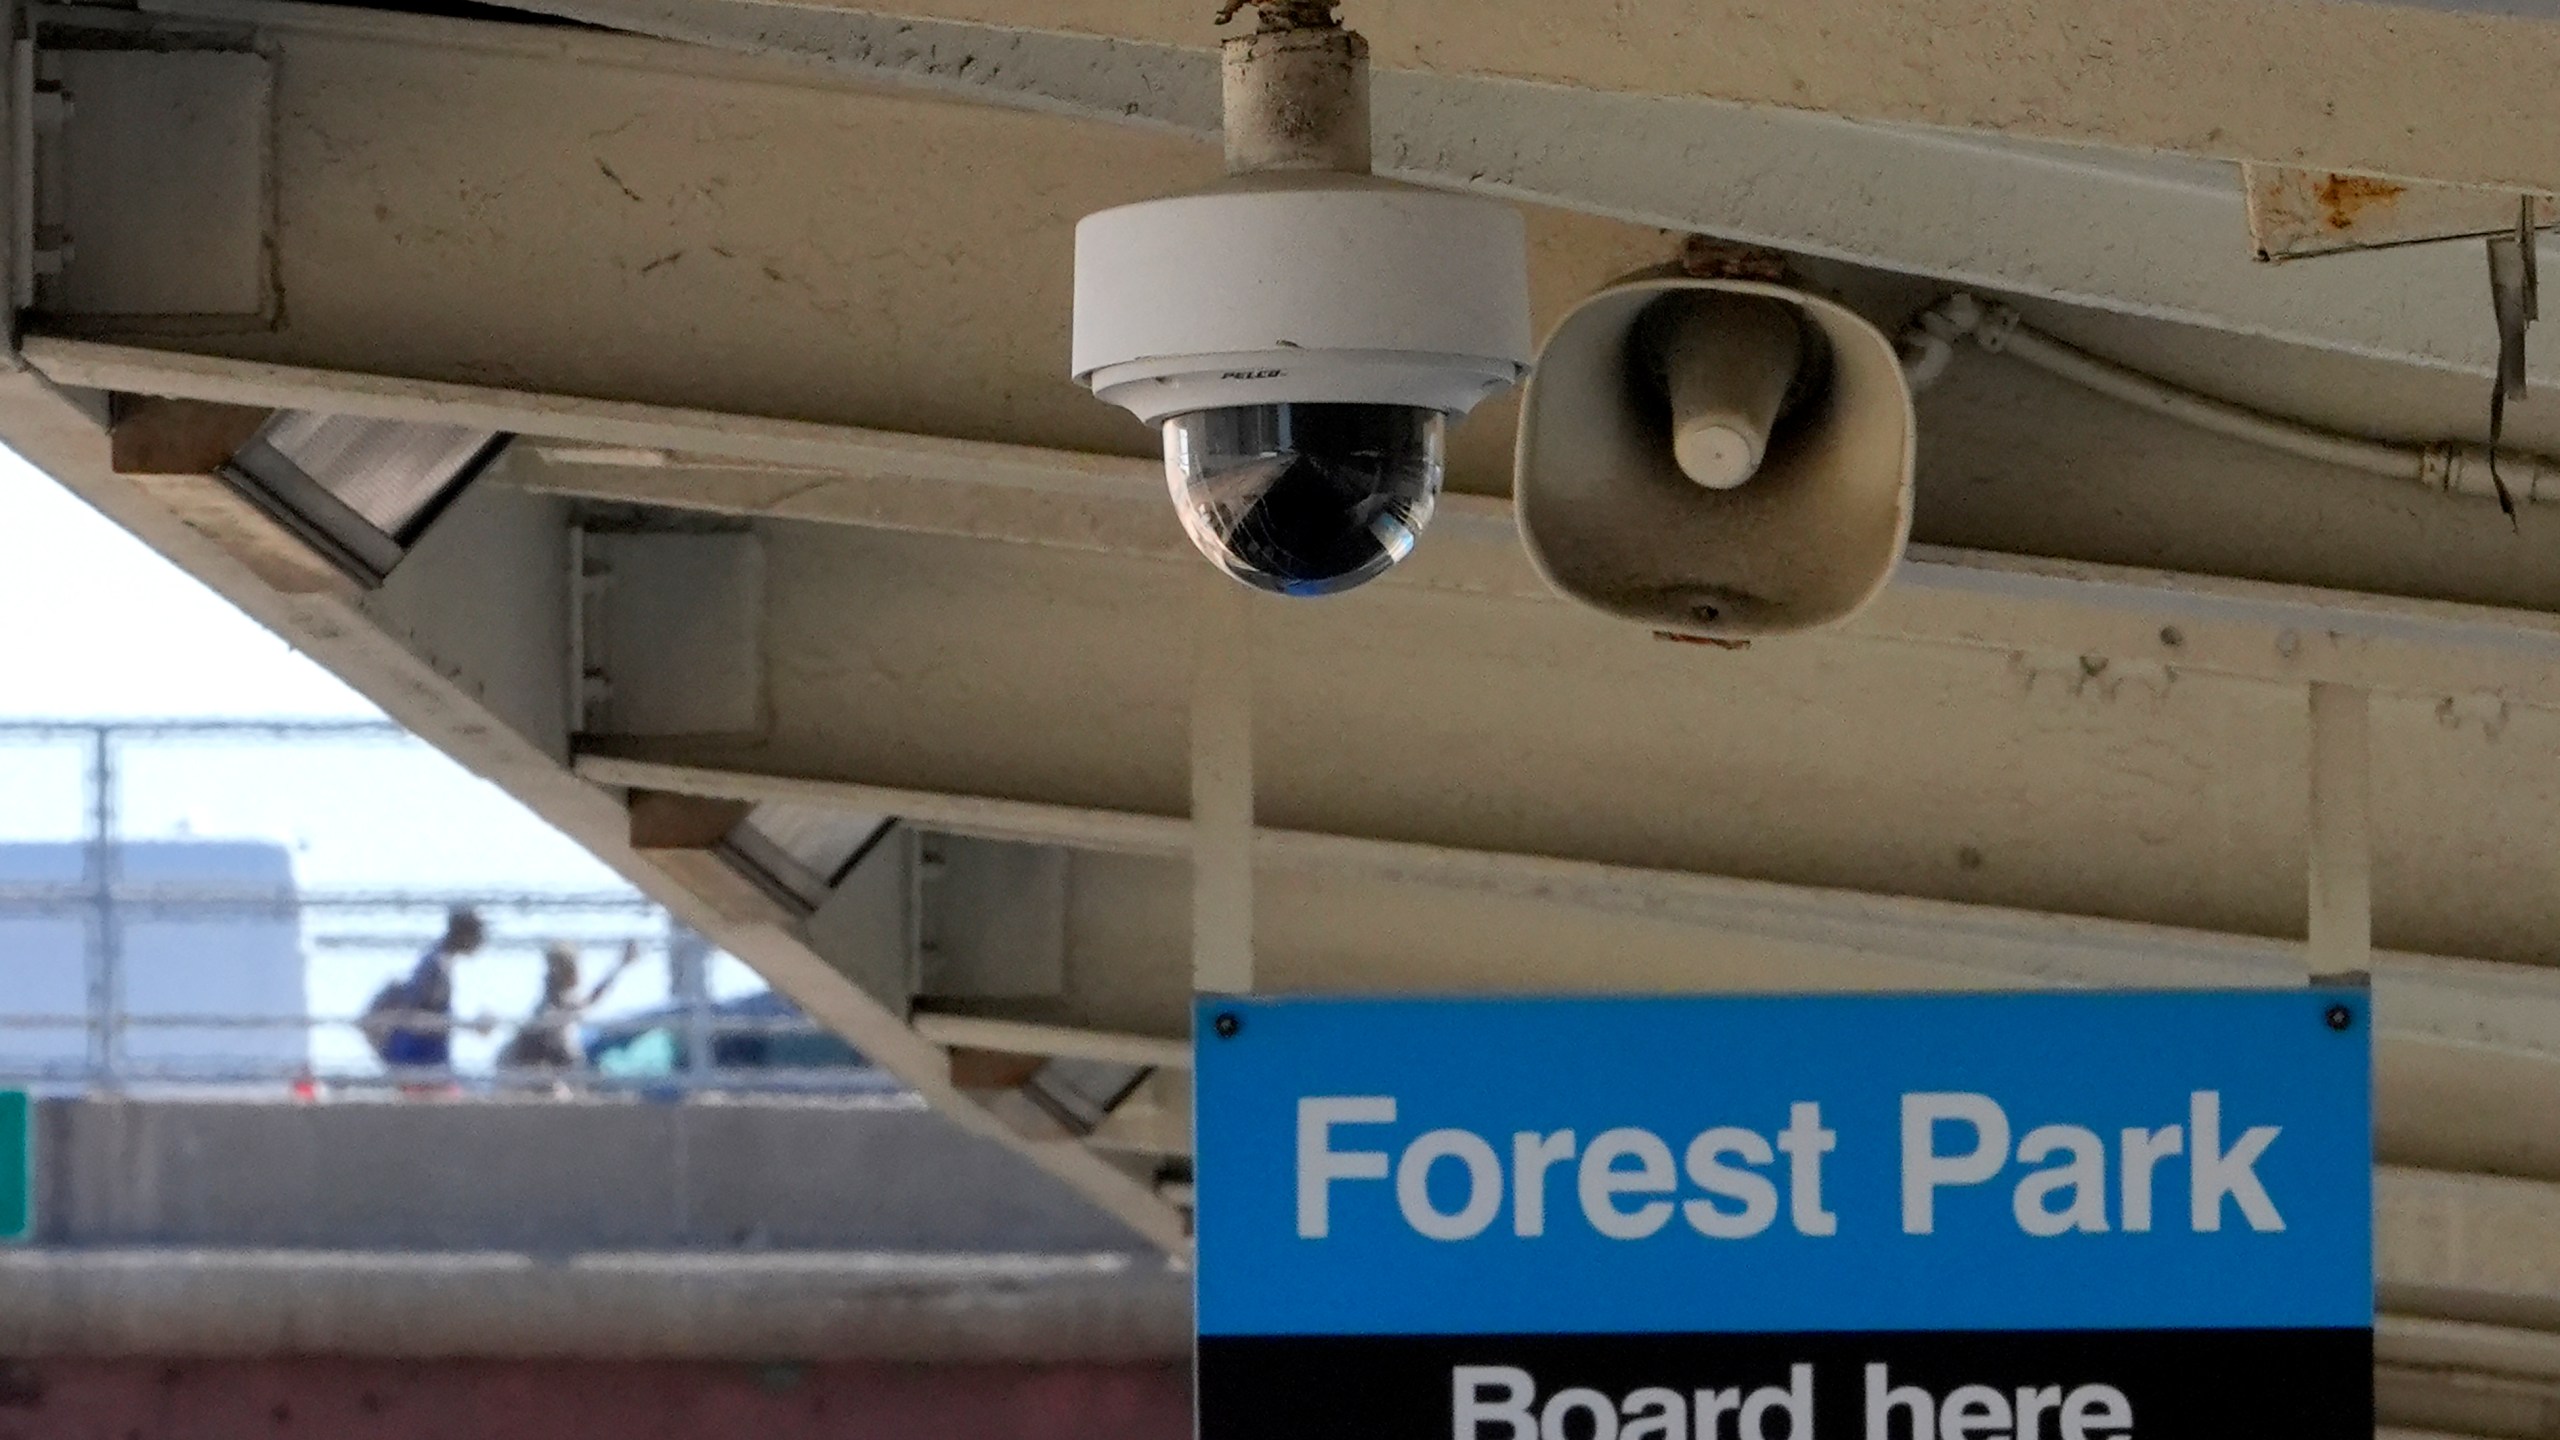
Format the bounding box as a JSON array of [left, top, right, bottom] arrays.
[[1193, 990, 2371, 1440]]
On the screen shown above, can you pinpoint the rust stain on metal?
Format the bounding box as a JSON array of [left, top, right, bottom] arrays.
[[1215, 0, 1338, 28], [2313, 173, 2407, 231], [2246, 162, 2550, 261], [1679, 234, 1789, 283], [1652, 630, 1751, 650]]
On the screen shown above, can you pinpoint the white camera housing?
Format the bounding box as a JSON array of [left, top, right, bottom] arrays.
[[1071, 172, 1533, 425]]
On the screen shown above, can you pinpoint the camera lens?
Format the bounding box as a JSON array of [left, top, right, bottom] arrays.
[[1162, 403, 1445, 597]]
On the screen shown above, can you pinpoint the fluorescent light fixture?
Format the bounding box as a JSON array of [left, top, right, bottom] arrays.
[[216, 411, 506, 586]]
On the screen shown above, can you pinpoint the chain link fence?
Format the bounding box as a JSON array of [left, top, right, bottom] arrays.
[[0, 720, 900, 1100]]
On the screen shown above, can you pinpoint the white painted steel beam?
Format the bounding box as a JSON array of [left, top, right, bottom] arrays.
[[564, 0, 2560, 202], [576, 748, 2560, 1078], [546, 501, 2560, 985], [58, 0, 2560, 419], [10, 18, 1665, 492], [512, 437, 2560, 712], [31, 4, 2560, 619], [49, 334, 2560, 719], [41, 325, 2560, 976], [2379, 1316, 2560, 1439], [430, 0, 2560, 383], [2382, 1166, 2560, 1315]]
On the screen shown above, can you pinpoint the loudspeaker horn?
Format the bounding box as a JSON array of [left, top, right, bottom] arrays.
[[1513, 272, 1916, 638]]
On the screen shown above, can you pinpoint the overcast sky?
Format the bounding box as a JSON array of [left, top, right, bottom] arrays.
[[0, 449, 615, 886], [0, 448, 766, 1070], [0, 452, 377, 720]]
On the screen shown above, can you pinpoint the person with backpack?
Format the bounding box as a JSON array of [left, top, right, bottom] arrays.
[[360, 906, 490, 1090]]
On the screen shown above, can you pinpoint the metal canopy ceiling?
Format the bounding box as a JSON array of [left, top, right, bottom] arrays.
[[10, 0, 2560, 1431]]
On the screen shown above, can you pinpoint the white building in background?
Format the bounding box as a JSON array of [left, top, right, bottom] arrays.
[[0, 841, 306, 1079]]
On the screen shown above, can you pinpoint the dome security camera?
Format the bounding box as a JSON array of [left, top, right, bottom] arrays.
[[1073, 178, 1531, 595], [1070, 11, 1532, 597]]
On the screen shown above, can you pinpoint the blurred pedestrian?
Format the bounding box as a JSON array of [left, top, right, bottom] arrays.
[[499, 938, 640, 1075], [359, 906, 490, 1091]]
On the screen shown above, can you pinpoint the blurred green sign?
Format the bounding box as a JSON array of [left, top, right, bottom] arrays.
[[0, 1091, 27, 1243]]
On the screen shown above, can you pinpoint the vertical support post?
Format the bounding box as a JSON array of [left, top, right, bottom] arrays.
[[84, 725, 122, 1083], [667, 918, 715, 1083], [2307, 683, 2372, 975], [1191, 580, 1255, 996]]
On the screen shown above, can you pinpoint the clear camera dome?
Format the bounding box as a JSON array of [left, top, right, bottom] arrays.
[[1162, 403, 1446, 597]]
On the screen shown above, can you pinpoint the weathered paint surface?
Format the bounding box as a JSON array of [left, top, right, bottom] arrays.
[[711, 0, 2560, 193], [437, 0, 2560, 384], [0, 1358, 1188, 1440], [48, 16, 1660, 495], [2244, 164, 2559, 259]]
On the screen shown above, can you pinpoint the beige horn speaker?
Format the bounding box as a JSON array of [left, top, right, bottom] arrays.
[[1512, 272, 1917, 638]]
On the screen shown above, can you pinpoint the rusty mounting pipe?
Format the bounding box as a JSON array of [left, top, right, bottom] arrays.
[[1219, 3, 1369, 175]]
